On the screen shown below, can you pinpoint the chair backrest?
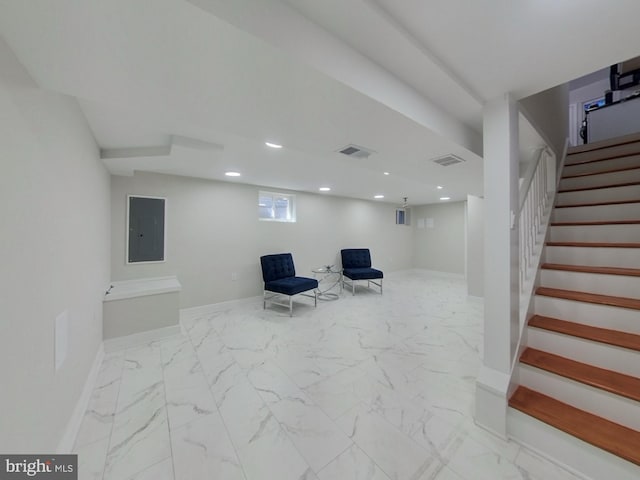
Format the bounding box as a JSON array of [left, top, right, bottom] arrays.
[[341, 248, 372, 269], [260, 253, 296, 282]]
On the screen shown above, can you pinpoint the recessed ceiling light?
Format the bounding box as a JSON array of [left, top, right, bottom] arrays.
[[319, 187, 331, 192], [265, 142, 283, 149], [437, 185, 443, 189], [374, 195, 384, 199], [383, 172, 390, 176], [225, 171, 241, 177], [439, 196, 450, 201]]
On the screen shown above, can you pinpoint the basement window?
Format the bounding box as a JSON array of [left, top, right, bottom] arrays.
[[258, 191, 296, 223]]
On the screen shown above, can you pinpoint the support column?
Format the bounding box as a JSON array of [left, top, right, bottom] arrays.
[[475, 93, 520, 437]]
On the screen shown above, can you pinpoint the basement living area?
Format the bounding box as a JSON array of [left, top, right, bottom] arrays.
[[1, 2, 640, 480]]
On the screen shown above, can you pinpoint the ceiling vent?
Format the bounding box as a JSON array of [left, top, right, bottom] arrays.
[[432, 154, 465, 166], [337, 144, 375, 159]]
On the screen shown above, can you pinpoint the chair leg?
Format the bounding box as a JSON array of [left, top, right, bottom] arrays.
[[380, 279, 383, 295], [314, 290, 317, 307], [263, 290, 266, 309], [289, 296, 293, 317], [352, 280, 355, 296]]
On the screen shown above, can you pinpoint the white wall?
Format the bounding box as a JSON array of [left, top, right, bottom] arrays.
[[519, 84, 569, 158], [0, 40, 110, 452], [111, 172, 413, 308], [466, 195, 484, 297], [411, 201, 466, 275]]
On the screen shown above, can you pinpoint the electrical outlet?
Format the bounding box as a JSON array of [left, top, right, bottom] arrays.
[[231, 272, 238, 281]]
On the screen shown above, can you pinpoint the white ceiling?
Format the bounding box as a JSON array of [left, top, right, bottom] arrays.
[[1, 0, 639, 205]]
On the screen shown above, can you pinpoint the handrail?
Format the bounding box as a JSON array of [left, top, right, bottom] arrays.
[[509, 136, 563, 376], [518, 144, 556, 308], [519, 147, 548, 212]]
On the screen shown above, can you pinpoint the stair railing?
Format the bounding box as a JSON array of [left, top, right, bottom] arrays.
[[518, 145, 557, 328]]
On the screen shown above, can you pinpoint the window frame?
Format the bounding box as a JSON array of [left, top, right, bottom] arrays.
[[258, 190, 297, 223]]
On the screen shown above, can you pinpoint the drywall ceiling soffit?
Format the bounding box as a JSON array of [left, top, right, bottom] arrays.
[[282, 0, 485, 128], [186, 0, 482, 155], [0, 0, 483, 204], [371, 0, 640, 100]]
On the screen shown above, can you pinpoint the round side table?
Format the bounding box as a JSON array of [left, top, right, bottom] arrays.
[[312, 265, 343, 300]]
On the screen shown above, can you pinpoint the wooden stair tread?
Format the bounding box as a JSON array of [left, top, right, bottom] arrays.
[[541, 263, 640, 277], [547, 241, 640, 248], [550, 220, 640, 226], [536, 286, 640, 310], [519, 348, 640, 402], [562, 165, 640, 179], [567, 132, 640, 156], [558, 181, 640, 193], [555, 199, 640, 208], [529, 315, 640, 352], [565, 153, 640, 167], [509, 386, 640, 466]]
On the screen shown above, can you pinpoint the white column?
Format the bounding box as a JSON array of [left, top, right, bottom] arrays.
[[475, 93, 520, 437]]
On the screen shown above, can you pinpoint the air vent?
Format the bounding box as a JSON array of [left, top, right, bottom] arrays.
[[432, 154, 465, 166], [337, 144, 375, 159]]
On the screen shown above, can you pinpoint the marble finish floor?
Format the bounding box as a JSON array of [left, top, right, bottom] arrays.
[[74, 270, 584, 480]]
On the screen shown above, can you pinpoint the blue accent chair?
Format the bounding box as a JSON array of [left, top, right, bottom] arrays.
[[260, 253, 318, 316], [341, 248, 383, 295]]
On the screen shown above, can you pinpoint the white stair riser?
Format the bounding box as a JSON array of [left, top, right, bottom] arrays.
[[557, 184, 640, 205], [563, 153, 640, 176], [508, 409, 640, 480], [552, 203, 640, 223], [534, 296, 640, 334], [549, 225, 640, 243], [518, 365, 640, 431], [527, 327, 640, 377], [567, 143, 640, 167], [540, 269, 640, 299], [559, 168, 640, 191], [545, 246, 640, 268], [549, 224, 640, 243]]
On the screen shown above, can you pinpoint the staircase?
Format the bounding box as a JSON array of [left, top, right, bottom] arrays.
[[508, 133, 640, 477]]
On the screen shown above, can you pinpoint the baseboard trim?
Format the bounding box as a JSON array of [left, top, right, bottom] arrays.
[[56, 342, 104, 453], [180, 296, 262, 322], [103, 324, 181, 353]]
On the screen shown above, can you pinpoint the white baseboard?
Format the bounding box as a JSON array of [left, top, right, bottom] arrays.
[[406, 268, 466, 279], [180, 296, 262, 322], [56, 342, 104, 453], [103, 324, 181, 353]]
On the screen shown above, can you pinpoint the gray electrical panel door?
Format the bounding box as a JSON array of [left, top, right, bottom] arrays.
[[128, 196, 165, 263]]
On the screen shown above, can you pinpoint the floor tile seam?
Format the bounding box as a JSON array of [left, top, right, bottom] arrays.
[[244, 356, 357, 475], [98, 350, 127, 480], [181, 320, 250, 480], [274, 410, 343, 476], [126, 457, 173, 480], [159, 340, 178, 480], [312, 442, 368, 478], [338, 401, 438, 460], [335, 401, 440, 480], [239, 346, 370, 475], [73, 430, 112, 451], [105, 347, 170, 479]]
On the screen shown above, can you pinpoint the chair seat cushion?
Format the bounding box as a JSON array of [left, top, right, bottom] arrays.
[[343, 268, 383, 280], [265, 276, 318, 296]]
